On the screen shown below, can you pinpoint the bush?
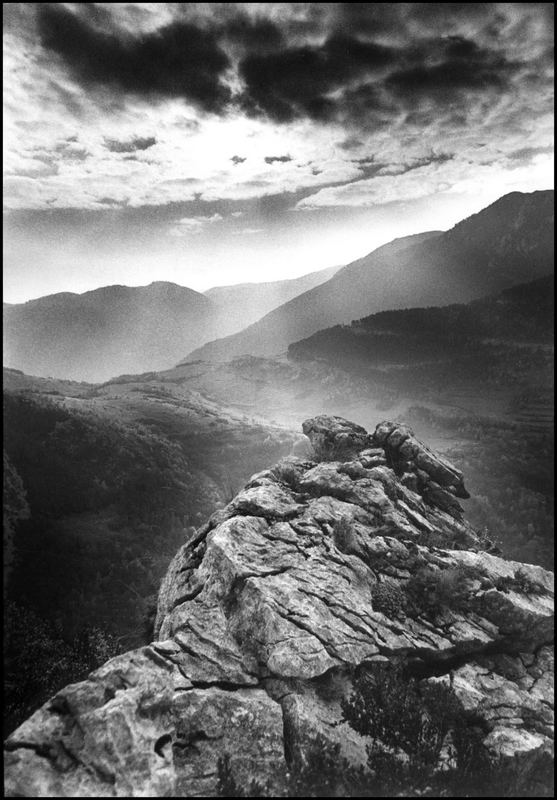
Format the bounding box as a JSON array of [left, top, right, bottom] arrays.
[[273, 461, 301, 490], [417, 528, 454, 549], [405, 565, 477, 617], [3, 451, 30, 591], [341, 665, 520, 797], [495, 567, 546, 595], [475, 525, 502, 554], [310, 435, 347, 463], [216, 665, 553, 797], [217, 753, 269, 797], [332, 517, 358, 554], [217, 734, 356, 797], [288, 734, 360, 797], [4, 601, 122, 737], [371, 580, 407, 618], [343, 667, 460, 767]]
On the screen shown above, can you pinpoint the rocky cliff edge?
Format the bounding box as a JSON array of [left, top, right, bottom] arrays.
[[4, 416, 554, 796]]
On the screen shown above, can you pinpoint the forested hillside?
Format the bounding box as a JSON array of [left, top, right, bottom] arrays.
[[3, 372, 295, 735]]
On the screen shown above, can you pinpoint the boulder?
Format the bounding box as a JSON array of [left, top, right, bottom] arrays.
[[373, 420, 470, 499], [302, 415, 374, 461]]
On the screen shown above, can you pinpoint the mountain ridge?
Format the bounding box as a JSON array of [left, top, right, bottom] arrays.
[[204, 263, 339, 303], [3, 266, 339, 382], [288, 274, 555, 365], [185, 190, 554, 364], [3, 282, 219, 383], [202, 264, 341, 340], [182, 230, 442, 363]]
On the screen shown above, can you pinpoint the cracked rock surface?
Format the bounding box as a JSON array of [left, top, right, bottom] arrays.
[[4, 416, 554, 796]]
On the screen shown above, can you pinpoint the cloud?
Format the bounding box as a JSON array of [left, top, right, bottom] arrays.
[[3, 3, 553, 218], [377, 152, 454, 177], [105, 136, 157, 153], [220, 12, 284, 54], [264, 155, 293, 164], [236, 25, 534, 133], [52, 140, 89, 161], [238, 33, 397, 123], [507, 145, 554, 164], [37, 4, 231, 112], [169, 212, 223, 237], [97, 196, 122, 206], [385, 37, 519, 102], [296, 151, 554, 209], [338, 137, 364, 152]]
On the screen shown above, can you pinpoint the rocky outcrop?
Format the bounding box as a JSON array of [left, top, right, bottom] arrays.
[[4, 416, 554, 796]]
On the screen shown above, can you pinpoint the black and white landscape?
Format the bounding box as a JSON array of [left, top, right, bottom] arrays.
[[3, 4, 554, 798]]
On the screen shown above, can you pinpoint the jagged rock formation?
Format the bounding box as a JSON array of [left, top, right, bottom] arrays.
[[4, 416, 554, 796]]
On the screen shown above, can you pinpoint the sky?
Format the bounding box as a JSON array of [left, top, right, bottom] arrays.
[[3, 2, 554, 303]]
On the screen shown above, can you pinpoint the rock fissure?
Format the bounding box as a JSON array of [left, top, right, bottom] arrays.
[[187, 678, 262, 692], [5, 742, 53, 758], [166, 584, 205, 613], [279, 609, 342, 661]]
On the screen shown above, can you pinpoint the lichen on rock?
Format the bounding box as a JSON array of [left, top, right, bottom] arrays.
[[4, 416, 554, 797]]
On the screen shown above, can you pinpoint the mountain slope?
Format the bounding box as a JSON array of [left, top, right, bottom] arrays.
[[204, 264, 340, 330], [3, 282, 223, 383], [185, 231, 440, 362], [3, 267, 340, 384], [185, 190, 554, 363], [289, 274, 555, 367]]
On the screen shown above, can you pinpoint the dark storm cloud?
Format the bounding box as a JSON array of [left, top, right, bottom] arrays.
[[237, 27, 525, 126], [238, 34, 397, 123], [104, 137, 157, 153], [386, 37, 519, 100], [37, 3, 231, 112], [330, 2, 407, 37], [31, 3, 551, 135], [232, 4, 551, 132], [220, 13, 284, 54]]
